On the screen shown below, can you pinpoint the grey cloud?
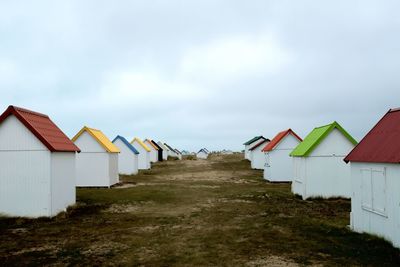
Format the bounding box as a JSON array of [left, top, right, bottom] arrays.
[[0, 0, 399, 151]]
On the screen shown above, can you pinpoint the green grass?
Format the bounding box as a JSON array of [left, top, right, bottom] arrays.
[[0, 154, 399, 266]]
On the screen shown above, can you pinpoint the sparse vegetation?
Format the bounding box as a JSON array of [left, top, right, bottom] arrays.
[[0, 154, 399, 266]]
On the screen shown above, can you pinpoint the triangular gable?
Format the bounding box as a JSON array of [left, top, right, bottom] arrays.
[[157, 141, 169, 151], [345, 108, 400, 163], [0, 105, 80, 152], [290, 121, 357, 157], [151, 140, 163, 151], [262, 129, 302, 152], [131, 137, 151, 152], [249, 139, 269, 151], [164, 143, 176, 152], [243, 136, 266, 145], [112, 135, 139, 155], [144, 139, 159, 150], [197, 149, 208, 154], [72, 126, 120, 153]]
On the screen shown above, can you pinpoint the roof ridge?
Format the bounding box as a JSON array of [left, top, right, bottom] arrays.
[[112, 135, 139, 154], [10, 105, 49, 118], [84, 126, 100, 131], [314, 121, 336, 129], [389, 107, 400, 113]]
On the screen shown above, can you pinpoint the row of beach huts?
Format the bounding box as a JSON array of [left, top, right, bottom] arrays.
[[244, 108, 400, 248], [0, 105, 182, 218]]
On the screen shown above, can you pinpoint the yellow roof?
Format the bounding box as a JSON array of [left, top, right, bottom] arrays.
[[72, 126, 120, 153], [144, 139, 159, 150], [131, 137, 151, 152]]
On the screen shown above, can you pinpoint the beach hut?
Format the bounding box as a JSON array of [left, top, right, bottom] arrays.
[[249, 139, 270, 170], [0, 106, 80, 217], [181, 150, 191, 156], [72, 126, 120, 187], [243, 136, 267, 160], [112, 135, 139, 175], [151, 140, 163, 162], [197, 149, 209, 159], [290, 121, 357, 199], [174, 149, 183, 160], [131, 137, 151, 170], [262, 129, 302, 182], [165, 143, 179, 158], [157, 141, 169, 160], [344, 108, 400, 248], [144, 139, 159, 163]]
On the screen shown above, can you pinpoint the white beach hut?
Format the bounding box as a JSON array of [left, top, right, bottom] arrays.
[[72, 126, 120, 187], [249, 139, 270, 170], [174, 149, 183, 160], [157, 141, 169, 160], [112, 135, 139, 175], [262, 129, 302, 182], [0, 106, 80, 218], [165, 143, 179, 158], [144, 139, 159, 163], [344, 108, 400, 248], [243, 136, 267, 160], [131, 137, 151, 170], [197, 149, 209, 159], [290, 121, 357, 199]]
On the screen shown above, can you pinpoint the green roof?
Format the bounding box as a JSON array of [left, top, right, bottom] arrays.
[[290, 121, 357, 157], [243, 136, 265, 145]]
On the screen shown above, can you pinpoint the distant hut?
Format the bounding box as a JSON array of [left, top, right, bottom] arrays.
[[0, 106, 80, 217], [112, 135, 139, 175], [157, 141, 169, 160], [249, 139, 270, 170], [72, 126, 120, 187], [181, 150, 191, 156], [243, 136, 267, 160], [262, 129, 302, 182], [131, 137, 151, 170], [144, 139, 159, 163], [344, 108, 400, 248], [290, 122, 357, 199], [151, 140, 163, 162], [197, 149, 209, 159], [164, 143, 178, 158], [174, 148, 183, 160]]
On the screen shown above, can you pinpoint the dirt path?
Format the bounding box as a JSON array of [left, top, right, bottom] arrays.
[[0, 154, 399, 266]]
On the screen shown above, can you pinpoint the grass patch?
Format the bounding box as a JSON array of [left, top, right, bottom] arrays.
[[1, 153, 399, 266]]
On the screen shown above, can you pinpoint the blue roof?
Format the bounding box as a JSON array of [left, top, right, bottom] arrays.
[[112, 135, 140, 155]]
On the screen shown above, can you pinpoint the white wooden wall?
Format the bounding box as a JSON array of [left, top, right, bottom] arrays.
[[131, 141, 151, 170], [0, 115, 52, 217], [264, 134, 301, 182], [144, 140, 158, 163], [113, 139, 138, 175], [291, 128, 354, 199], [74, 131, 117, 187], [50, 152, 76, 216], [197, 151, 208, 159], [251, 144, 268, 170], [350, 162, 400, 248]]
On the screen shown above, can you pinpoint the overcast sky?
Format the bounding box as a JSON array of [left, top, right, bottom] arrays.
[[0, 1, 399, 151]]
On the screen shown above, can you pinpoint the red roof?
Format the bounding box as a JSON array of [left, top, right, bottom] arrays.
[[344, 108, 400, 163], [262, 129, 302, 152], [0, 105, 80, 152]]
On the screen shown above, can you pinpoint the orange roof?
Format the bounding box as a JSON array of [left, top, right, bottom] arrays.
[[262, 129, 302, 152], [144, 139, 159, 150]]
